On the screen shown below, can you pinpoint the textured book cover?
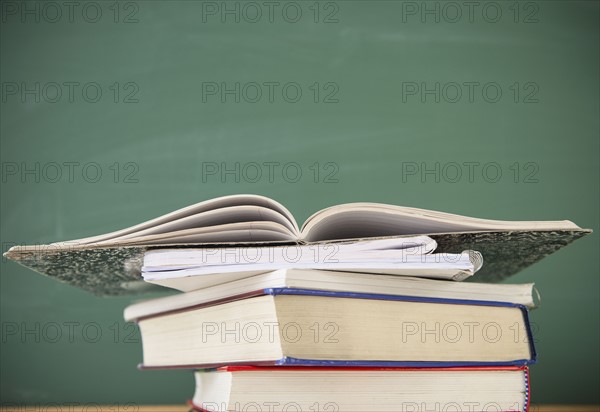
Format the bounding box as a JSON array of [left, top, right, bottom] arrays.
[[3, 229, 590, 295]]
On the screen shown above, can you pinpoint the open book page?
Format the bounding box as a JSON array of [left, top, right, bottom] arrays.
[[105, 222, 295, 245], [18, 195, 300, 250], [300, 203, 581, 242], [93, 206, 296, 245]]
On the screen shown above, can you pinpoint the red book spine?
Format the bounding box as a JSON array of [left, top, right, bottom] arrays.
[[219, 365, 528, 372]]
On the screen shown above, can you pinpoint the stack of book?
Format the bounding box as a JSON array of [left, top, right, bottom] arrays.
[[6, 195, 590, 412]]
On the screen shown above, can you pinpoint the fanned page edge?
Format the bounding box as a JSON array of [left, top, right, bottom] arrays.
[[50, 194, 301, 246]]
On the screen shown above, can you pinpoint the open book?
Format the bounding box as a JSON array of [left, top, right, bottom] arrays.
[[4, 194, 590, 295], [10, 194, 584, 245]]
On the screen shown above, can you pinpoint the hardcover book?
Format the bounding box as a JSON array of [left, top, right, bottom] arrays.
[[190, 366, 530, 412], [131, 288, 536, 369], [123, 268, 537, 322], [4, 194, 589, 295]]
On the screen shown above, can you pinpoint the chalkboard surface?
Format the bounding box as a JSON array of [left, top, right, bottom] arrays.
[[1, 0, 598, 406]]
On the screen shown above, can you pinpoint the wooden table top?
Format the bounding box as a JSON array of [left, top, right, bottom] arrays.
[[2, 406, 598, 412]]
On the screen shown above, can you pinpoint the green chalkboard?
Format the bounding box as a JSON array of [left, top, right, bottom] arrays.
[[1, 0, 598, 406]]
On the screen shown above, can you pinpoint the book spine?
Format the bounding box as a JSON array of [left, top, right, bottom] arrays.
[[522, 308, 537, 364], [265, 287, 525, 308], [278, 357, 534, 367], [524, 366, 531, 412]]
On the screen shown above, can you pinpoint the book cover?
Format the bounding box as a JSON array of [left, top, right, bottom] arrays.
[[4, 229, 590, 295]]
